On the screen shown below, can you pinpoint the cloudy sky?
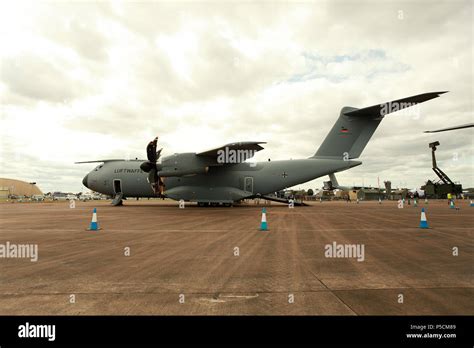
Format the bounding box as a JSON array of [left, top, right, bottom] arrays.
[[0, 0, 472, 193]]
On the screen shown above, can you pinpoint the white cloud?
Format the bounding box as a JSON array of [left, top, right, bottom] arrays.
[[0, 0, 472, 193]]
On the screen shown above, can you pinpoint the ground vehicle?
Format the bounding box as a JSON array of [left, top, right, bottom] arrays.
[[52, 192, 67, 201], [80, 193, 93, 201], [92, 193, 102, 200], [31, 195, 44, 202]]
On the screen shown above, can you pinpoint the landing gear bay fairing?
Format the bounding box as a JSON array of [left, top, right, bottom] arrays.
[[78, 92, 446, 206]]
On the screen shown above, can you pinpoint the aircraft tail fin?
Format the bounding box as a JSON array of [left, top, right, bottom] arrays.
[[312, 92, 447, 159]]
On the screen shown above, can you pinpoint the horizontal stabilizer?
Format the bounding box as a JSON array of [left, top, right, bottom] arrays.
[[344, 91, 448, 118]]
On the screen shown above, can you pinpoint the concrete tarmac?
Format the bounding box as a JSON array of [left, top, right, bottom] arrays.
[[0, 199, 472, 315]]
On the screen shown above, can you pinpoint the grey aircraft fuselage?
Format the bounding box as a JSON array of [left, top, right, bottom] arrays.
[[82, 157, 361, 203], [80, 92, 446, 204]]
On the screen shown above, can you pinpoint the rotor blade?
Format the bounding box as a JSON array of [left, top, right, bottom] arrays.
[[424, 123, 474, 133]]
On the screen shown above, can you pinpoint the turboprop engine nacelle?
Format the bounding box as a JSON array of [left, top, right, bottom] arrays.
[[159, 153, 211, 177]]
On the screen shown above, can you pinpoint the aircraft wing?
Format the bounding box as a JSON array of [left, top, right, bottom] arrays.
[[196, 141, 266, 163], [75, 159, 146, 164]]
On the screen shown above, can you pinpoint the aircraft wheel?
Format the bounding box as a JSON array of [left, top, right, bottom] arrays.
[[223, 203, 232, 207], [210, 202, 219, 207]]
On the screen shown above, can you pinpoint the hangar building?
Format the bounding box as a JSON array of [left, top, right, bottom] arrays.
[[0, 178, 43, 199]]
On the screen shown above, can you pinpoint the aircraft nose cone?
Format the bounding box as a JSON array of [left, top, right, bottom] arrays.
[[82, 174, 89, 188]]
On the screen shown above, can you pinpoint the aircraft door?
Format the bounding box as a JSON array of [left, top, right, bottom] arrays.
[[244, 177, 253, 193], [113, 179, 122, 194]]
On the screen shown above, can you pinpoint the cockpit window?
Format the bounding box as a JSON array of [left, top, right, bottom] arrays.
[[94, 164, 104, 171]]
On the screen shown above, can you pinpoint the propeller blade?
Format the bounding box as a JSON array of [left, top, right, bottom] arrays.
[[156, 148, 163, 161], [148, 169, 158, 185], [146, 137, 158, 163], [142, 137, 165, 196]]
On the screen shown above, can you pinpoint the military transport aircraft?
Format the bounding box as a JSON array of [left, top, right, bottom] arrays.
[[78, 91, 447, 206]]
